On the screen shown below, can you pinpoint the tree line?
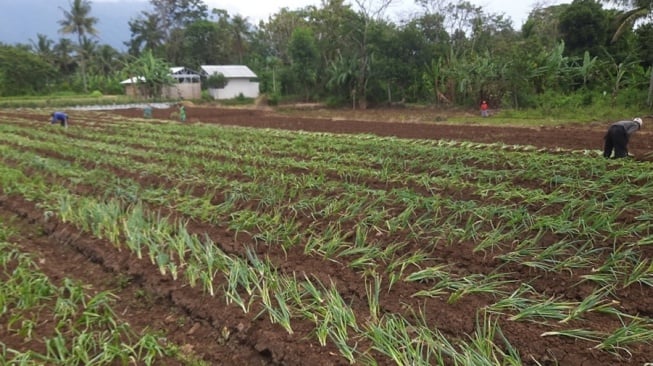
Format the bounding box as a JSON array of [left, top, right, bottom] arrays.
[[1, 0, 652, 111]]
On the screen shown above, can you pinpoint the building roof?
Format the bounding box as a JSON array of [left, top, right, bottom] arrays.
[[120, 76, 146, 84], [121, 67, 200, 84], [170, 67, 201, 79], [200, 65, 257, 78], [170, 67, 187, 74]]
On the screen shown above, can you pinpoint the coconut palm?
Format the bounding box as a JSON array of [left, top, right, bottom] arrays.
[[607, 0, 653, 39], [53, 38, 77, 76], [230, 15, 252, 64], [91, 44, 122, 76], [604, 0, 653, 104], [58, 0, 98, 93], [30, 34, 54, 60], [126, 12, 166, 56]]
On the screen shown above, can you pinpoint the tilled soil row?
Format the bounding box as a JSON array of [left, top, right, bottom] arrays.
[[0, 192, 347, 365], [107, 107, 653, 160], [0, 156, 640, 365], [0, 140, 549, 363], [3, 108, 653, 364], [2, 131, 649, 365], [0, 137, 534, 312]]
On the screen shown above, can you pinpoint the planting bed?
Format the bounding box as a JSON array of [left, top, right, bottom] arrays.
[[114, 105, 653, 159], [1, 106, 653, 365]]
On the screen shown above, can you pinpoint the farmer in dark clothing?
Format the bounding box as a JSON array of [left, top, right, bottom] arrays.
[[51, 111, 69, 127], [603, 117, 642, 158]]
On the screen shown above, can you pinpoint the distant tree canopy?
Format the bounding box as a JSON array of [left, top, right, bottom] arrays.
[[0, 45, 55, 96], [3, 0, 653, 110], [559, 0, 609, 57]]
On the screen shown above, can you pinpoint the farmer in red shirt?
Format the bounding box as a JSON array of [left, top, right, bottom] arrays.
[[480, 100, 489, 117]]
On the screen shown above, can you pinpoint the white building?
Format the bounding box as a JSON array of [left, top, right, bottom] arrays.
[[200, 65, 259, 100], [120, 67, 201, 100], [167, 67, 202, 99]]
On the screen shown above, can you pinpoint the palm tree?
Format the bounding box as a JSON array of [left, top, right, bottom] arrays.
[[58, 0, 98, 93], [30, 34, 54, 60], [230, 15, 252, 64], [608, 0, 653, 39], [53, 38, 77, 76], [91, 44, 121, 75], [605, 0, 653, 105], [126, 12, 166, 56]]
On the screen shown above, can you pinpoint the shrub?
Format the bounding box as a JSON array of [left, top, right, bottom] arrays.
[[267, 93, 280, 106], [205, 73, 227, 89], [201, 90, 214, 102], [220, 94, 254, 106], [325, 95, 348, 108]]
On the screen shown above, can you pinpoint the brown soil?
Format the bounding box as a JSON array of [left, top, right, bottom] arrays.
[[1, 105, 652, 365], [116, 105, 653, 159]]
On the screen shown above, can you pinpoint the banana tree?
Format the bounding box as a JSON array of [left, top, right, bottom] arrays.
[[121, 49, 174, 99], [531, 41, 572, 93], [422, 57, 450, 105], [577, 51, 600, 88], [604, 52, 640, 106], [604, 0, 653, 106]]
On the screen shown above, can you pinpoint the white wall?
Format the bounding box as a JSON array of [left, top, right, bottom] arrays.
[[124, 83, 201, 100], [163, 83, 201, 100], [209, 79, 259, 100]]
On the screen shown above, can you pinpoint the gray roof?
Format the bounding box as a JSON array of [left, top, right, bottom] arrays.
[[170, 67, 200, 77], [200, 65, 257, 78], [120, 76, 146, 84], [120, 66, 200, 84]]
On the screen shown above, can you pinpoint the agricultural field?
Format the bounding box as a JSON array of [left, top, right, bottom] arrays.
[[1, 106, 653, 365]]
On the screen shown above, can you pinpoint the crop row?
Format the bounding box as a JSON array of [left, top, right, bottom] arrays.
[[0, 221, 176, 365], [1, 112, 653, 363], [1, 117, 651, 275], [0, 162, 536, 364]]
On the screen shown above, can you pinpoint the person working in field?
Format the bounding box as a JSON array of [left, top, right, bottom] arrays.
[[480, 100, 489, 117], [51, 111, 69, 127], [603, 117, 642, 158], [179, 104, 186, 122]]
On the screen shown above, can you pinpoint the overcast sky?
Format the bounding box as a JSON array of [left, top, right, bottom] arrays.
[[1, 0, 575, 49], [95, 0, 573, 26], [203, 0, 573, 25]]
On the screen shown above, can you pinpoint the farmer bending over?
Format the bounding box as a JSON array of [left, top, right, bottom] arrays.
[[51, 111, 69, 127], [603, 117, 642, 158]]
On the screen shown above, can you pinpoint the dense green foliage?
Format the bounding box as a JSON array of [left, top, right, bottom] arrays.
[[1, 0, 653, 112], [0, 45, 56, 96]]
